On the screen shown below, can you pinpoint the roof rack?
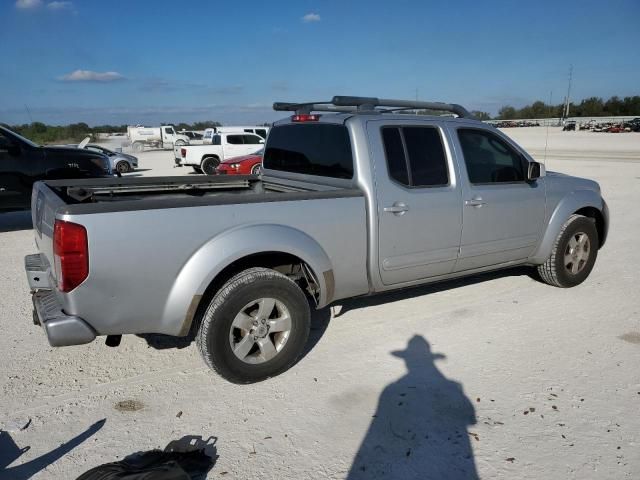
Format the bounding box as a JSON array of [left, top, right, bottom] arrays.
[[273, 95, 473, 118]]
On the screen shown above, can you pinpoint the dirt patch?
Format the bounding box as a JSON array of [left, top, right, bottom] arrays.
[[114, 399, 144, 412], [619, 332, 640, 344]]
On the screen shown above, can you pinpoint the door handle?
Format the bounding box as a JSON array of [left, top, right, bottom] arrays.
[[384, 202, 409, 215], [465, 197, 486, 208]]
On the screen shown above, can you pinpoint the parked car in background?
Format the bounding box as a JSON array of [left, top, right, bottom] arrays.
[[0, 125, 111, 211], [127, 125, 190, 152], [203, 126, 269, 144], [64, 144, 138, 173], [215, 149, 263, 175], [179, 130, 204, 141], [175, 132, 264, 174], [563, 121, 576, 131], [24, 95, 608, 383]]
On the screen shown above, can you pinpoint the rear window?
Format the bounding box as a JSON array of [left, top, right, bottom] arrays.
[[263, 124, 353, 179]]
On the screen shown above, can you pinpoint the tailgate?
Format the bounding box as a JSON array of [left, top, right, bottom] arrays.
[[31, 181, 66, 283]]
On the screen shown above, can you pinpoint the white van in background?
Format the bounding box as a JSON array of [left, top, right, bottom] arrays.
[[203, 126, 269, 144]]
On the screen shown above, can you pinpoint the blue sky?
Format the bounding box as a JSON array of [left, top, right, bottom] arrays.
[[1, 0, 639, 126]]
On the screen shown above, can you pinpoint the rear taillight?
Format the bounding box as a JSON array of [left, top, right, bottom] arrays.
[[181, 148, 187, 158], [54, 220, 88, 292], [291, 114, 321, 122]]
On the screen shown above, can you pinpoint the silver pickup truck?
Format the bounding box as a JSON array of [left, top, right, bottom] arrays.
[[25, 96, 609, 383]]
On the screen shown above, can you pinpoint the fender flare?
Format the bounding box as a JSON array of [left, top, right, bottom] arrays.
[[530, 189, 607, 264], [161, 224, 334, 335]]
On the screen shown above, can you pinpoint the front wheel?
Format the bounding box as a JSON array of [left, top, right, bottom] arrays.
[[536, 214, 598, 287], [196, 267, 311, 383], [251, 163, 262, 175], [115, 161, 131, 174]]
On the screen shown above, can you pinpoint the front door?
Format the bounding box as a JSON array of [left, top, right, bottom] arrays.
[[369, 120, 463, 285], [0, 131, 33, 211], [452, 127, 546, 271]]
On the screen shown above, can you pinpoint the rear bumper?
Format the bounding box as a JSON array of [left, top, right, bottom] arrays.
[[25, 254, 96, 347]]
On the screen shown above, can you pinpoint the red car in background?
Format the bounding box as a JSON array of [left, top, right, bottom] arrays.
[[215, 149, 263, 175]]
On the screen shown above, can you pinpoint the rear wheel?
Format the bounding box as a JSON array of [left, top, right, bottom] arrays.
[[196, 267, 311, 383], [115, 161, 131, 174], [175, 140, 186, 146], [201, 156, 219, 175], [536, 214, 598, 287], [132, 142, 144, 152]]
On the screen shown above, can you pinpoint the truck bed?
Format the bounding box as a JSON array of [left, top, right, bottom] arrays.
[[40, 175, 362, 215]]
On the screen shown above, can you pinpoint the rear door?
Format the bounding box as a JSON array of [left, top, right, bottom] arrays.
[[368, 120, 463, 285], [224, 134, 247, 159], [240, 134, 264, 155], [451, 126, 545, 271]]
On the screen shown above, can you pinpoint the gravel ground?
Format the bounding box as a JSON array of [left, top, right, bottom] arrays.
[[0, 129, 639, 479]]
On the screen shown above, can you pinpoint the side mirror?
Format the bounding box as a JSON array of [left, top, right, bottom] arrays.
[[527, 161, 544, 181]]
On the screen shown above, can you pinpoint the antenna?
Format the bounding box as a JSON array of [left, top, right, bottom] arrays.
[[563, 65, 573, 119], [24, 104, 34, 123], [544, 91, 552, 167]]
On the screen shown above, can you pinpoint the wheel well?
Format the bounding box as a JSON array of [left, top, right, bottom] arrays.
[[187, 252, 320, 337], [574, 206, 605, 248]]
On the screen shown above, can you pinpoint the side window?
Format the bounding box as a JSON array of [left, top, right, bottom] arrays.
[[244, 129, 252, 133], [381, 126, 449, 187], [256, 129, 267, 139], [0, 132, 12, 151], [243, 135, 262, 145], [227, 135, 243, 145], [458, 129, 525, 184]]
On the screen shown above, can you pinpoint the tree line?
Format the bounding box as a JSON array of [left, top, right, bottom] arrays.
[[3, 120, 224, 145], [492, 95, 640, 120]]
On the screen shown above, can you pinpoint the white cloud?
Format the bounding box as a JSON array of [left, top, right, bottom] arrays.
[[60, 70, 125, 82], [47, 1, 73, 10], [15, 0, 43, 9], [302, 12, 321, 23]]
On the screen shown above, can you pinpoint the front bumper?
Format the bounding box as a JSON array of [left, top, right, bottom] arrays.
[[26, 254, 96, 347]]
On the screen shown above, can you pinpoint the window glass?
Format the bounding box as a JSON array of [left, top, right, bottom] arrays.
[[227, 135, 243, 145], [403, 127, 449, 186], [243, 135, 262, 145], [256, 129, 267, 139], [381, 126, 448, 187], [458, 129, 525, 183], [263, 124, 353, 179], [382, 128, 409, 186]]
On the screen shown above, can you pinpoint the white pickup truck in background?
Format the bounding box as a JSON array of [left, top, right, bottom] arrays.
[[175, 132, 265, 174], [127, 125, 190, 152]]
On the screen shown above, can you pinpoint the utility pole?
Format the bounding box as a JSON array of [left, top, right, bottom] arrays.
[[563, 65, 573, 120], [415, 87, 419, 115]]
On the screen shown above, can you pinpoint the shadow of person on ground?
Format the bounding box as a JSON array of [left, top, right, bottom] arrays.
[[0, 419, 105, 480], [0, 210, 32, 233], [347, 336, 478, 480]]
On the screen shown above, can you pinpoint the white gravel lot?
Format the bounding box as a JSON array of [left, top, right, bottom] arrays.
[[0, 128, 639, 479]]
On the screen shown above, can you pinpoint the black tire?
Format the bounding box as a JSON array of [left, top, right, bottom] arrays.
[[201, 157, 219, 175], [192, 166, 203, 174], [251, 163, 262, 175], [196, 267, 310, 384], [132, 142, 144, 152], [536, 214, 598, 288], [115, 161, 130, 174]]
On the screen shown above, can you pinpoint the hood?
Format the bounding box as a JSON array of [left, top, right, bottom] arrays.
[[546, 170, 600, 193], [43, 146, 112, 174], [221, 154, 262, 164]]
